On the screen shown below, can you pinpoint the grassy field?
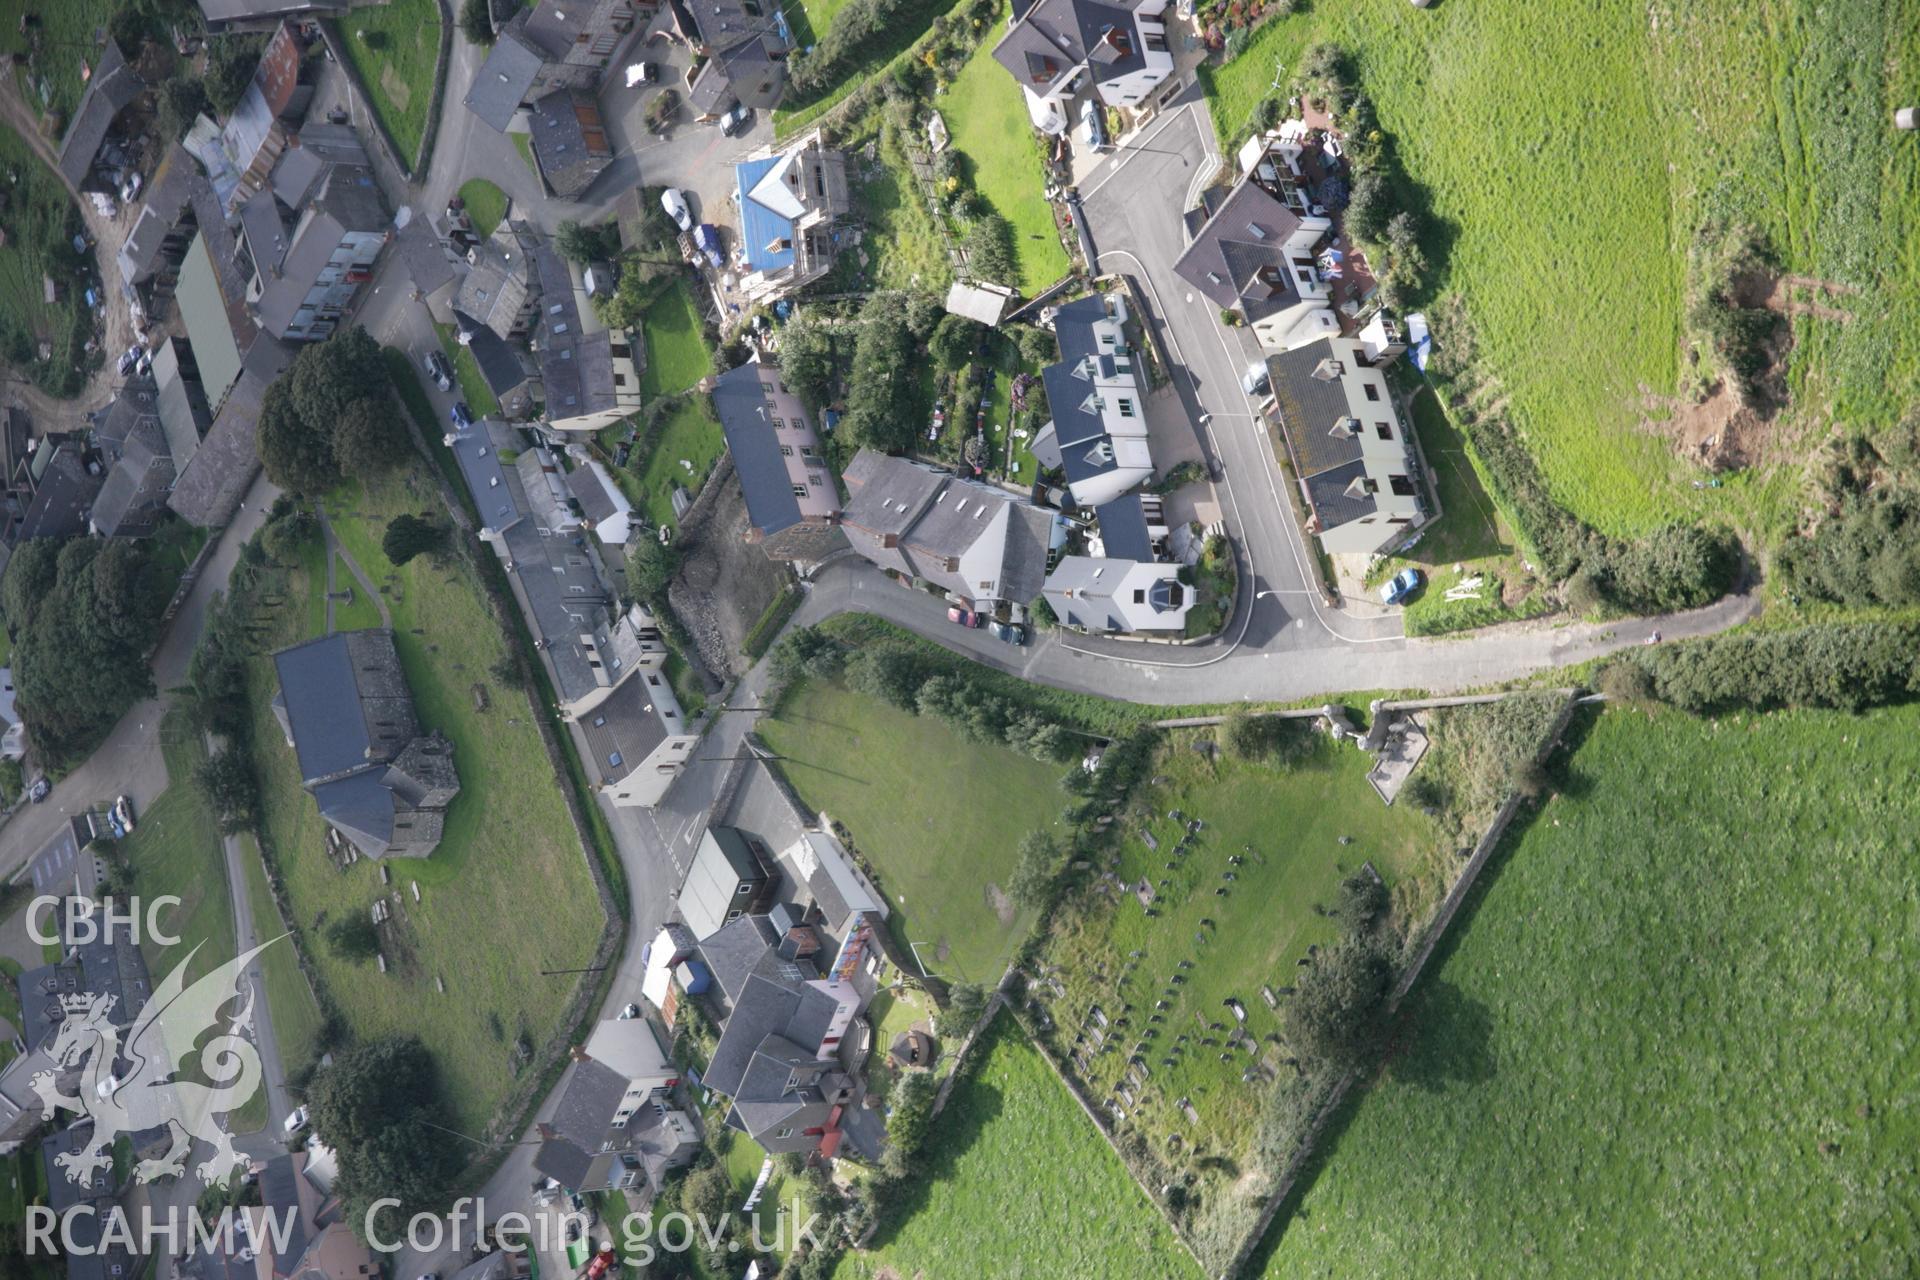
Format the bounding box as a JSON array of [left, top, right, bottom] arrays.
[[1204, 0, 1920, 543], [640, 281, 711, 399], [247, 473, 603, 1135], [840, 1014, 1203, 1280], [940, 20, 1071, 294], [1036, 730, 1440, 1168], [0, 128, 91, 396], [458, 178, 508, 237], [1, 0, 119, 122], [338, 0, 442, 165], [781, 0, 854, 50], [628, 398, 724, 528], [757, 679, 1065, 985], [1256, 702, 1920, 1276], [841, 118, 953, 292], [237, 831, 327, 1075]]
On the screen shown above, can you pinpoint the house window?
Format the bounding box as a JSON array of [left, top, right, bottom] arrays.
[[761, 381, 776, 394], [1374, 422, 1393, 440], [770, 417, 784, 429], [773, 1127, 793, 1140], [1389, 474, 1417, 496], [793, 484, 808, 496], [1117, 398, 1135, 417], [736, 883, 753, 895], [780, 445, 794, 456], [1363, 383, 1381, 402]]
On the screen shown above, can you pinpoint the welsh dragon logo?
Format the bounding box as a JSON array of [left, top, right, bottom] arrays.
[[31, 939, 281, 1189]]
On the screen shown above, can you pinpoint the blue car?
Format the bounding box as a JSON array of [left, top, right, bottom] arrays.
[[449, 401, 474, 430], [1379, 568, 1424, 606]]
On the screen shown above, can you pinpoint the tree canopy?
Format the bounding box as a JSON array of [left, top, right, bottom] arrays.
[[2, 538, 171, 766], [841, 296, 923, 453], [307, 1036, 462, 1241], [382, 514, 449, 567], [258, 328, 408, 493]]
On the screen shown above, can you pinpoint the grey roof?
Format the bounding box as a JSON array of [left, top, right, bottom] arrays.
[[256, 165, 386, 339], [498, 515, 615, 705], [91, 376, 160, 457], [840, 451, 1056, 605], [463, 323, 534, 401], [465, 24, 545, 132], [578, 656, 675, 783], [257, 1154, 314, 1275], [17, 444, 103, 542], [529, 91, 612, 200], [1043, 295, 1135, 494], [90, 419, 176, 537], [532, 246, 626, 423], [56, 40, 142, 188], [1268, 337, 1365, 477], [392, 213, 461, 299], [548, 1057, 628, 1148], [992, 0, 1146, 91], [1301, 455, 1374, 531], [704, 974, 837, 1097], [168, 335, 294, 527], [154, 337, 213, 471], [42, 1125, 115, 1211], [1093, 493, 1152, 560], [446, 418, 526, 534], [1173, 180, 1310, 324], [118, 144, 202, 286], [680, 825, 773, 940], [712, 363, 803, 536], [455, 237, 535, 341], [695, 914, 778, 1004], [270, 124, 368, 207], [273, 630, 419, 782], [18, 934, 151, 1054], [195, 0, 342, 27], [566, 460, 620, 524]]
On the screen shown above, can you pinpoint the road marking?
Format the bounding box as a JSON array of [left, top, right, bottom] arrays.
[[1079, 101, 1200, 202]]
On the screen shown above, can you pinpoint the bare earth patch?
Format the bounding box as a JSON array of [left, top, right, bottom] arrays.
[[985, 882, 1015, 927], [380, 65, 412, 113]]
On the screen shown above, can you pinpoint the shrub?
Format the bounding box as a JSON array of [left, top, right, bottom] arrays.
[[326, 915, 381, 962], [1642, 622, 1920, 716], [382, 513, 449, 567], [1007, 829, 1065, 910], [963, 215, 1017, 287], [1283, 931, 1395, 1073], [459, 0, 495, 44], [196, 750, 261, 835]]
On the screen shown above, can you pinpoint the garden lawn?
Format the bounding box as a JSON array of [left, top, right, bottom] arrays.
[[772, 0, 959, 136], [1203, 0, 1920, 543], [1, 0, 121, 121], [0, 128, 91, 396], [1257, 702, 1920, 1276], [639, 281, 711, 398], [757, 679, 1064, 985], [629, 398, 724, 528], [941, 24, 1070, 293], [839, 1015, 1203, 1280], [435, 322, 501, 418], [782, 0, 854, 51], [247, 472, 603, 1136], [338, 0, 442, 165], [457, 179, 508, 237], [238, 831, 327, 1077], [1036, 731, 1440, 1170]]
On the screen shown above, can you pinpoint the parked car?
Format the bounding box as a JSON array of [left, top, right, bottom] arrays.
[[624, 61, 656, 87], [1080, 97, 1108, 150], [449, 400, 475, 430], [719, 103, 752, 136], [1240, 362, 1271, 397], [990, 620, 1027, 646], [693, 224, 725, 270], [112, 795, 136, 836], [116, 344, 142, 377], [425, 349, 454, 392], [947, 606, 982, 628], [1379, 567, 1424, 606], [283, 1105, 309, 1138], [661, 188, 692, 232], [27, 777, 49, 804], [619, 1003, 641, 1020]]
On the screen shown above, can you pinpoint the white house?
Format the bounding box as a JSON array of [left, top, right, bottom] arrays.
[[1029, 293, 1154, 509], [991, 0, 1174, 135], [1174, 175, 1338, 354], [1042, 556, 1192, 633]]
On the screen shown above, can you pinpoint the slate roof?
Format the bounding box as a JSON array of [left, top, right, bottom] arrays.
[[566, 460, 621, 525], [695, 914, 778, 1005], [195, 0, 341, 27], [90, 419, 175, 537], [703, 975, 838, 1098], [392, 212, 461, 300], [1172, 179, 1311, 324], [991, 0, 1147, 93], [1268, 338, 1365, 477], [455, 237, 535, 341], [463, 323, 534, 403], [256, 164, 387, 339], [1093, 493, 1152, 561], [465, 22, 545, 132], [153, 337, 214, 471], [840, 451, 1056, 605], [118, 143, 201, 286], [529, 91, 613, 200], [91, 376, 160, 457], [56, 41, 142, 188], [169, 335, 294, 528], [712, 363, 802, 535], [1301, 455, 1373, 532], [18, 934, 151, 1054], [446, 417, 526, 535], [273, 629, 421, 782], [257, 1154, 314, 1275], [17, 444, 103, 542]]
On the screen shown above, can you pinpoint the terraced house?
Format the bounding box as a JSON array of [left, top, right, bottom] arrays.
[[992, 0, 1174, 134]]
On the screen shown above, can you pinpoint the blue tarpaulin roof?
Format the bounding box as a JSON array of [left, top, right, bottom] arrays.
[[734, 154, 796, 274]]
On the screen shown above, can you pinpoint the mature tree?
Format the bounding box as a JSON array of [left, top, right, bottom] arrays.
[[195, 750, 260, 835], [382, 513, 449, 567], [5, 539, 169, 766], [326, 915, 381, 962], [964, 215, 1017, 287], [680, 1160, 733, 1226], [156, 79, 211, 141], [885, 1069, 937, 1166], [1283, 932, 1395, 1072], [935, 982, 986, 1038], [1332, 871, 1389, 935], [307, 1037, 461, 1240], [1344, 170, 1394, 245], [623, 189, 681, 255], [290, 328, 389, 428], [257, 381, 339, 494], [1013, 324, 1058, 369], [260, 507, 319, 563], [840, 299, 921, 453], [843, 646, 926, 711], [929, 314, 983, 374], [205, 34, 267, 113], [333, 397, 410, 476], [458, 0, 496, 44], [625, 537, 680, 602], [1007, 829, 1063, 910], [777, 316, 837, 413], [555, 219, 623, 264], [769, 626, 844, 685]]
